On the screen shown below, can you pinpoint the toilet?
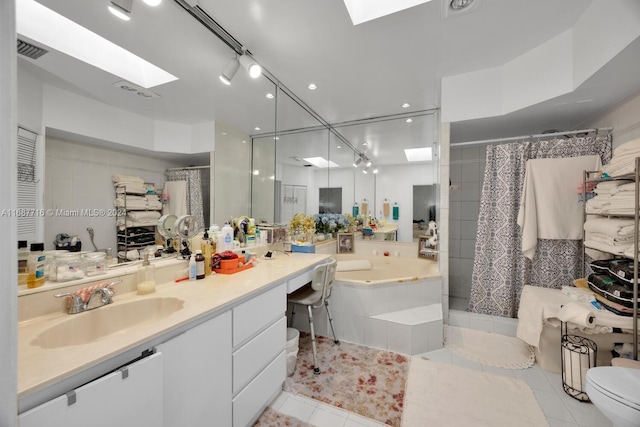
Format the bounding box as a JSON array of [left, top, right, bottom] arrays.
[[586, 366, 640, 427]]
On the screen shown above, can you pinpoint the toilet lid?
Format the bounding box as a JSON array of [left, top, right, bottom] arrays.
[[587, 367, 640, 408]]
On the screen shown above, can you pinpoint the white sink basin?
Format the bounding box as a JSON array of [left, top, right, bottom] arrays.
[[32, 297, 185, 349]]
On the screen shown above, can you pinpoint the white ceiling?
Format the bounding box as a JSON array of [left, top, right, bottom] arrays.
[[17, 0, 640, 167]]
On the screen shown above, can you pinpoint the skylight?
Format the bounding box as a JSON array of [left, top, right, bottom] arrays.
[[342, 0, 433, 25], [404, 147, 433, 162], [17, 0, 178, 89], [303, 157, 339, 168]]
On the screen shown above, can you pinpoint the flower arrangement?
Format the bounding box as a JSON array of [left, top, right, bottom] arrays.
[[288, 213, 316, 236], [343, 213, 356, 231], [313, 213, 351, 234]]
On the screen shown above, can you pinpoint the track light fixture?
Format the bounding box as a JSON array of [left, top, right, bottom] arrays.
[[239, 53, 262, 79], [219, 56, 240, 85], [353, 157, 363, 167], [365, 158, 372, 167], [108, 0, 132, 20]]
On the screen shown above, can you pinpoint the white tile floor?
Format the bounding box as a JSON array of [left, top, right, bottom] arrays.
[[269, 313, 613, 426]]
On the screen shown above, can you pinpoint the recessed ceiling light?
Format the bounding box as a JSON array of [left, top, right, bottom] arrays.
[[336, 145, 342, 149], [242, 140, 247, 144], [406, 118, 413, 123], [221, 132, 227, 136], [404, 147, 433, 162], [303, 157, 339, 168], [402, 103, 410, 108], [254, 126, 261, 131], [266, 93, 274, 99], [18, 0, 177, 89], [362, 142, 368, 146], [308, 83, 317, 90], [253, 170, 260, 176], [142, 0, 162, 6]]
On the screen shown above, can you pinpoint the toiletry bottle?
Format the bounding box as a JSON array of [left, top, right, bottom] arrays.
[[27, 243, 46, 289], [189, 254, 197, 281], [137, 251, 156, 295], [195, 249, 205, 280], [352, 202, 359, 218], [201, 230, 213, 276], [221, 222, 233, 251], [361, 198, 368, 216], [18, 240, 29, 287]]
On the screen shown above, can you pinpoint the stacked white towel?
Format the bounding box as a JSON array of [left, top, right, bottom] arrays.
[[585, 180, 635, 214], [603, 138, 640, 177], [114, 194, 162, 210], [603, 138, 640, 175], [113, 174, 148, 194]]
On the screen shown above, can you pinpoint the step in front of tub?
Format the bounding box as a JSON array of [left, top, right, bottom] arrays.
[[367, 303, 443, 355]]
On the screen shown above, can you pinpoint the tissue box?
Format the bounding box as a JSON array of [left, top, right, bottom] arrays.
[[291, 244, 315, 253]]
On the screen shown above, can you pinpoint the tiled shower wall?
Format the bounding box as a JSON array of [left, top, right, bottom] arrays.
[[448, 144, 487, 304]]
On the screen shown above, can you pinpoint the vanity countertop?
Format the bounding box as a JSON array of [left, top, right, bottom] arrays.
[[18, 253, 330, 401]]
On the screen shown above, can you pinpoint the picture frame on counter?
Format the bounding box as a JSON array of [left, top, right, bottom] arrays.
[[337, 232, 354, 254]]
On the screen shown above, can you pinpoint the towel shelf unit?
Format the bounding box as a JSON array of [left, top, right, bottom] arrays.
[[582, 158, 639, 360], [115, 183, 161, 263]]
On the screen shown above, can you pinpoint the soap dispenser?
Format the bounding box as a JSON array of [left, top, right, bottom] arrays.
[[137, 251, 156, 295]]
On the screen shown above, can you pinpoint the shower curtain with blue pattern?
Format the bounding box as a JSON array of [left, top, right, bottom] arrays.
[[468, 135, 612, 317]]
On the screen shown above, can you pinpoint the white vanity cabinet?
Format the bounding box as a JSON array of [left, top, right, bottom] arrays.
[[232, 283, 287, 427], [18, 352, 163, 427], [156, 310, 232, 427]]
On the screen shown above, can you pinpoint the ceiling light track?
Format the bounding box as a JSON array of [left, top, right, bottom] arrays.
[[173, 0, 244, 55], [173, 0, 360, 157]]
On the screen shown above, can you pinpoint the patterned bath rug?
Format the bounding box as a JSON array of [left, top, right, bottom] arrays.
[[286, 332, 409, 426], [403, 358, 547, 426], [253, 407, 315, 427], [444, 325, 535, 369]]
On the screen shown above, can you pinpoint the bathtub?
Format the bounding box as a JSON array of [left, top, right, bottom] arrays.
[[289, 254, 443, 352], [333, 254, 439, 285]]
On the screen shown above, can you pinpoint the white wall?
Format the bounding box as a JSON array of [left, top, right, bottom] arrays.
[[213, 123, 251, 225], [373, 163, 435, 242], [248, 137, 275, 223], [44, 137, 185, 253], [1, 0, 17, 424], [582, 89, 640, 149]]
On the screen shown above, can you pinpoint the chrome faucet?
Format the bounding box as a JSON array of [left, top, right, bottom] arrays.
[[54, 280, 121, 314]]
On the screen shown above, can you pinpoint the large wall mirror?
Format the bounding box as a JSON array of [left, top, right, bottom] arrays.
[[253, 100, 439, 242]]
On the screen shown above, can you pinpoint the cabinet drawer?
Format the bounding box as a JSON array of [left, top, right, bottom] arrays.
[[232, 351, 286, 427], [287, 268, 314, 293], [233, 283, 286, 347], [233, 316, 286, 394]]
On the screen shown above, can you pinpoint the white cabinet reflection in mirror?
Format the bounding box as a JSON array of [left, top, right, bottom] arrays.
[[18, 352, 163, 427]]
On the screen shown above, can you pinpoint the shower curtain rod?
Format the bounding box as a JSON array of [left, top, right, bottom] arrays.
[[165, 165, 210, 171], [452, 127, 613, 147]]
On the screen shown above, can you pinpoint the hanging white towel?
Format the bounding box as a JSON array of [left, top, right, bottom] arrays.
[[517, 155, 602, 259], [163, 180, 188, 218]]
